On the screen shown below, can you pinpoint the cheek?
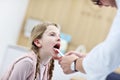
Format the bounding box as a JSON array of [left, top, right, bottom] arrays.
[[46, 40, 54, 47], [42, 37, 55, 48]]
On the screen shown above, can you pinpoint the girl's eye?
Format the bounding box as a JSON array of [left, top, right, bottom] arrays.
[[50, 33, 56, 36]]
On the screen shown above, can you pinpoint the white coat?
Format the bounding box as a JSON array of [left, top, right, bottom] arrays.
[[83, 0, 120, 80]]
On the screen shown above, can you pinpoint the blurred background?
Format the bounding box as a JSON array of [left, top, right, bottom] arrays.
[[0, 0, 118, 80]]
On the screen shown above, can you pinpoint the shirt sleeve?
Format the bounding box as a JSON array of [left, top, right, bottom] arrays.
[[9, 58, 33, 80], [83, 4, 120, 80]]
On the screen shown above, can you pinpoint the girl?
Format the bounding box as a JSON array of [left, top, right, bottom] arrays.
[[1, 22, 61, 80]]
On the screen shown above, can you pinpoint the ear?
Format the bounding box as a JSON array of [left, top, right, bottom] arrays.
[[33, 39, 41, 47]]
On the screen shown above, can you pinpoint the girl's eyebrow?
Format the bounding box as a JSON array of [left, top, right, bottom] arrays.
[[49, 31, 55, 34], [49, 31, 59, 34]]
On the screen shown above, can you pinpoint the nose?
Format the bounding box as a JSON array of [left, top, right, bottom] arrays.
[[57, 36, 61, 42]]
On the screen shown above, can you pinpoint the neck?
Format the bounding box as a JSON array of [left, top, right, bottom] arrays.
[[40, 50, 52, 66], [41, 56, 51, 66]]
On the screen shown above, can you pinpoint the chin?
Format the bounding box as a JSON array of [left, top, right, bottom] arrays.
[[52, 55, 57, 58]]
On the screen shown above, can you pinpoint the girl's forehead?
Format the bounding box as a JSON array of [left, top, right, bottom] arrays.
[[45, 25, 60, 33]]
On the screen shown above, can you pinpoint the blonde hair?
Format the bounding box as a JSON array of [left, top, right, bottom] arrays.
[[30, 22, 60, 80]]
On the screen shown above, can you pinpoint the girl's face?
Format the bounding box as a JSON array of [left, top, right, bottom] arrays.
[[39, 25, 61, 59]]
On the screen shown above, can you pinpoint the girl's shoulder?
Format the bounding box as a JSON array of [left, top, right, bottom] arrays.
[[17, 57, 34, 65], [16, 51, 36, 63], [0, 54, 35, 80], [15, 52, 36, 66], [13, 55, 35, 71]]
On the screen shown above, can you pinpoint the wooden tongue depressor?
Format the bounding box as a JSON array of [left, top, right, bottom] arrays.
[[55, 49, 64, 57]]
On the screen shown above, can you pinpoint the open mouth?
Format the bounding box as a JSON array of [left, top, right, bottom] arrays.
[[53, 43, 60, 49], [53, 43, 60, 53]]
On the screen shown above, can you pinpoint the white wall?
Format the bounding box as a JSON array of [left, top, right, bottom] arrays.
[[0, 0, 29, 69]]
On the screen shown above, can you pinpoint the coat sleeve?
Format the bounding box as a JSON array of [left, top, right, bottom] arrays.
[[9, 58, 34, 80], [83, 4, 120, 80]]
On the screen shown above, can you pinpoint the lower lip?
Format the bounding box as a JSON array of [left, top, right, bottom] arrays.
[[53, 49, 59, 54]]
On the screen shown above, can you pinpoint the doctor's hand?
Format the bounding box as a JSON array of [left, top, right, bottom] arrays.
[[59, 51, 86, 74], [59, 54, 79, 74]]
